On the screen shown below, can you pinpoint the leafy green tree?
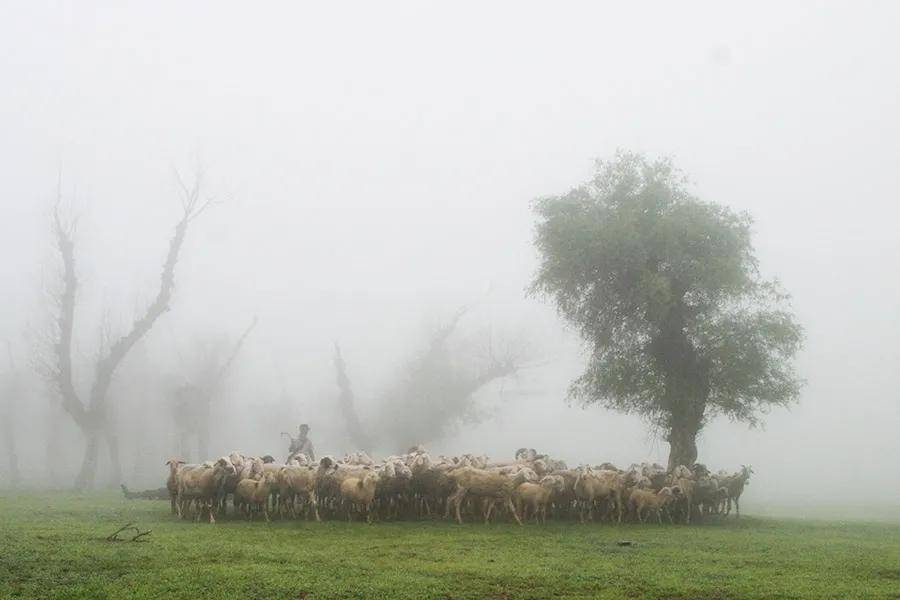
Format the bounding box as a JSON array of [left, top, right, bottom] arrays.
[[531, 151, 803, 469]]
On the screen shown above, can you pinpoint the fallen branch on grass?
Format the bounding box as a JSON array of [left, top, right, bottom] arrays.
[[106, 523, 152, 542]]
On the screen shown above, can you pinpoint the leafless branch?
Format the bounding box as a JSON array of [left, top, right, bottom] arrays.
[[105, 522, 151, 542]]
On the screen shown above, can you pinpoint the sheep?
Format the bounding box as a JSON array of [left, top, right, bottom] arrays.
[[344, 451, 374, 466], [446, 467, 523, 526], [670, 477, 696, 524], [574, 468, 626, 524], [287, 453, 310, 467], [515, 448, 538, 462], [375, 461, 413, 520], [514, 475, 565, 524], [672, 464, 693, 480], [694, 475, 727, 517], [235, 471, 277, 521], [278, 465, 320, 521], [628, 487, 677, 524], [340, 472, 379, 523], [165, 459, 186, 514], [176, 457, 235, 523]]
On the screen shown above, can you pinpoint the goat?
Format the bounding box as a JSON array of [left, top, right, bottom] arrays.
[[723, 465, 753, 518]]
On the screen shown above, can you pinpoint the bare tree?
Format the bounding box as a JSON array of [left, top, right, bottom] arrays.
[[50, 173, 211, 489], [333, 342, 372, 451], [375, 308, 522, 451], [2, 342, 22, 487], [171, 317, 256, 461]]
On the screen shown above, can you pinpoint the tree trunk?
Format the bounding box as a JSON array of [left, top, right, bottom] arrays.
[[333, 343, 372, 451], [105, 427, 122, 486], [45, 402, 62, 483], [198, 422, 209, 463], [74, 428, 101, 491], [667, 423, 699, 471], [2, 413, 19, 487], [178, 429, 192, 463]]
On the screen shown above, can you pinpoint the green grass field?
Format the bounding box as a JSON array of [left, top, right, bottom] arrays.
[[1, 492, 898, 599]]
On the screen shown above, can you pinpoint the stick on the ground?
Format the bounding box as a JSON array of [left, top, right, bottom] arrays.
[[106, 522, 151, 542]]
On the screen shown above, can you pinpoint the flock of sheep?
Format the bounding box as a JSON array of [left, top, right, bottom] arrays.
[[166, 447, 753, 526]]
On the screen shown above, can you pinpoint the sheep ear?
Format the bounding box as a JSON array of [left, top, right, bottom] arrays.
[[165, 460, 172, 466]]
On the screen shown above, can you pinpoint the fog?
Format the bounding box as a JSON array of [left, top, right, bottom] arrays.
[[1, 2, 898, 515]]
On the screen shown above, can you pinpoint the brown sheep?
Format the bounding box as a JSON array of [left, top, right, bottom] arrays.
[[629, 486, 677, 524]]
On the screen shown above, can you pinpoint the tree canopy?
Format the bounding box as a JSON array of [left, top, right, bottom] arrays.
[[531, 151, 803, 468]]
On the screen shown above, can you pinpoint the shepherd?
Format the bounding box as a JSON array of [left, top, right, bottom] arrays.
[[285, 423, 316, 463]]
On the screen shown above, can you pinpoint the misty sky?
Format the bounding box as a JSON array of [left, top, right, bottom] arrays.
[[1, 2, 898, 506]]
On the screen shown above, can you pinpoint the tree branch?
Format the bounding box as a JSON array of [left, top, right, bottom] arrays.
[[51, 200, 88, 428], [209, 316, 258, 394], [87, 177, 208, 410]]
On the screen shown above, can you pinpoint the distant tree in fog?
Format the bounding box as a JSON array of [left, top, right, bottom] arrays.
[[375, 308, 521, 451], [531, 151, 804, 469], [2, 343, 23, 487], [333, 342, 372, 452], [46, 172, 211, 489], [171, 317, 256, 461]]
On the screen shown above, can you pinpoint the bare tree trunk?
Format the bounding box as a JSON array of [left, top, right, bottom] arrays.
[[105, 426, 122, 486], [198, 422, 209, 463], [178, 429, 192, 464], [74, 426, 101, 490], [1, 413, 20, 487], [333, 343, 372, 451], [667, 424, 699, 471], [50, 175, 209, 490], [45, 400, 62, 483]]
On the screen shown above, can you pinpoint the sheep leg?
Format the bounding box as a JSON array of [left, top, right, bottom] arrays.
[[735, 497, 740, 519], [483, 499, 495, 524], [311, 493, 321, 522], [507, 497, 523, 526], [170, 494, 177, 515], [449, 488, 466, 524], [617, 493, 623, 523]]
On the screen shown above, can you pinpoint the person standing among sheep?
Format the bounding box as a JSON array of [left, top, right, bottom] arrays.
[[287, 423, 315, 463]]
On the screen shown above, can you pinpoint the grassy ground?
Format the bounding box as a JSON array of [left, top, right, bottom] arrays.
[[1, 492, 898, 599]]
